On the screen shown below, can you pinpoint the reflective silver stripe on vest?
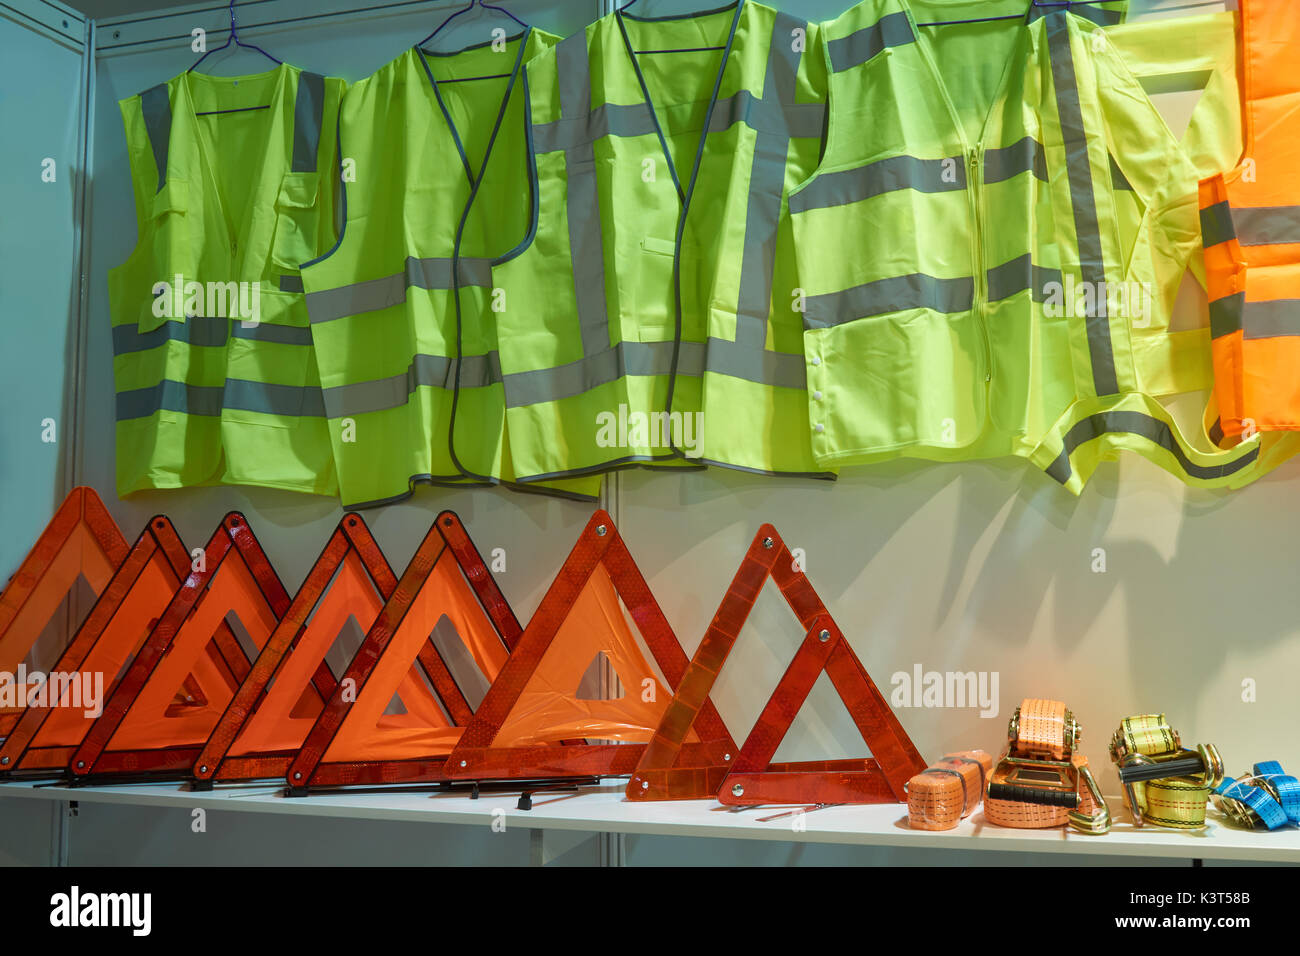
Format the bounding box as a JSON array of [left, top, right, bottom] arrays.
[[1232, 206, 1300, 247], [790, 154, 966, 213], [532, 101, 656, 152], [140, 83, 172, 192], [1044, 410, 1259, 486], [321, 352, 503, 419], [1243, 298, 1300, 340], [322, 338, 805, 419], [791, 139, 1047, 214], [292, 71, 326, 173], [113, 316, 315, 354], [1028, 1, 1126, 27], [117, 379, 325, 421], [802, 273, 974, 329], [1200, 201, 1235, 249], [1047, 12, 1118, 397], [1209, 292, 1243, 339], [986, 254, 1064, 303], [305, 256, 494, 324], [554, 32, 612, 358], [735, 11, 810, 351], [502, 337, 805, 409], [533, 92, 825, 152], [984, 137, 1049, 185], [827, 10, 915, 73]]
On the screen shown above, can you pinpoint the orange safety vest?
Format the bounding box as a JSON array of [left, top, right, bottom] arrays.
[[1201, 0, 1300, 440]]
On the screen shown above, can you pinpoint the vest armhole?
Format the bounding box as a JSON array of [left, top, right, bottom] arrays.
[[117, 94, 158, 269], [786, 20, 836, 204]]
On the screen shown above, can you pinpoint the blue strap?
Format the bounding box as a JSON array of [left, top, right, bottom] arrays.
[[1253, 761, 1300, 825], [1217, 773, 1289, 830]]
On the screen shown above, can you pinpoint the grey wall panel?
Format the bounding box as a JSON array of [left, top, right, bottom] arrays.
[[0, 11, 85, 580]]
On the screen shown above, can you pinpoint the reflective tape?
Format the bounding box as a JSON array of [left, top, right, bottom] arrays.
[[1045, 410, 1260, 485], [1242, 298, 1300, 340], [140, 83, 172, 192], [802, 273, 974, 329], [113, 316, 315, 354], [1027, 1, 1126, 27], [116, 378, 324, 421], [1200, 200, 1235, 248], [827, 10, 915, 73], [986, 254, 1063, 303], [321, 352, 502, 419], [1209, 292, 1244, 339], [790, 154, 966, 213], [1233, 205, 1300, 247], [292, 71, 326, 173], [1047, 12, 1118, 397], [984, 137, 1048, 185], [304, 256, 494, 324]]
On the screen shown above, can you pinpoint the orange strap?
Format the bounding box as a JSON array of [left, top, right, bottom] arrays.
[[907, 750, 993, 831]]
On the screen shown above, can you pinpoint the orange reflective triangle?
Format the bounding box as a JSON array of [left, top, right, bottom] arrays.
[[286, 512, 524, 792], [194, 513, 462, 786], [68, 513, 297, 781], [444, 511, 734, 783], [628, 523, 925, 805], [0, 516, 210, 775], [0, 488, 127, 736]]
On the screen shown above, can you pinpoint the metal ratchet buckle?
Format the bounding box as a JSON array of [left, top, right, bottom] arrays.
[[1109, 719, 1223, 828], [989, 703, 1110, 834], [1215, 772, 1279, 830]]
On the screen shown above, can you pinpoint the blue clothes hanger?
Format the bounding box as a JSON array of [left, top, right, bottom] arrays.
[[416, 0, 530, 83], [189, 0, 283, 72], [916, 0, 1108, 27], [616, 0, 732, 54]]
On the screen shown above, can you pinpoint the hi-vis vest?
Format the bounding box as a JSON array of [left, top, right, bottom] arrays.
[[789, 0, 1261, 493], [491, 0, 832, 483], [300, 29, 601, 508], [1201, 0, 1300, 439], [108, 65, 344, 497]]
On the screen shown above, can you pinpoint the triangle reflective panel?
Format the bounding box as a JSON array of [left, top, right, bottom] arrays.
[[626, 523, 925, 805], [286, 511, 525, 793], [193, 512, 458, 788], [67, 512, 297, 782], [442, 511, 735, 783], [0, 515, 222, 777], [0, 487, 128, 738]]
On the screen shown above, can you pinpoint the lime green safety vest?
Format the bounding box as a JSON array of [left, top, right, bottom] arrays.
[[109, 65, 344, 497], [789, 0, 1262, 493], [299, 29, 603, 508], [492, 0, 833, 483]]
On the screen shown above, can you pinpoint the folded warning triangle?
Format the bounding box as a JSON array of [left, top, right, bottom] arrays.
[[627, 523, 924, 805], [195, 513, 463, 786], [443, 511, 734, 783], [0, 516, 216, 776], [68, 512, 300, 781], [0, 488, 127, 738], [286, 511, 525, 792]]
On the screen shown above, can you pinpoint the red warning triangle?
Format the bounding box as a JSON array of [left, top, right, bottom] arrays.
[[0, 515, 225, 776], [443, 511, 735, 782], [286, 511, 526, 792], [194, 513, 463, 787], [68, 512, 303, 781], [627, 523, 925, 805], [0, 488, 128, 738]]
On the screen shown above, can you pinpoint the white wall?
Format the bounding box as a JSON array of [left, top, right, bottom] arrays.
[[4, 0, 1293, 866]]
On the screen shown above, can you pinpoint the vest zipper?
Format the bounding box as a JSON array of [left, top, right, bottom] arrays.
[[969, 146, 992, 384]]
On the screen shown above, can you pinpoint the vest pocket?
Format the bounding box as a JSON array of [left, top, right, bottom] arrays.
[[806, 308, 987, 456], [139, 178, 193, 335], [269, 173, 322, 273]]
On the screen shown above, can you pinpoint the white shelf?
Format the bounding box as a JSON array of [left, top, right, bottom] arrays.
[[2, 779, 1297, 863]]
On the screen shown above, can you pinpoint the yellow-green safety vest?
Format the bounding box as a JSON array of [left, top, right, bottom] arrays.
[[108, 64, 344, 497], [300, 29, 603, 508], [492, 0, 833, 483], [788, 0, 1261, 493]]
